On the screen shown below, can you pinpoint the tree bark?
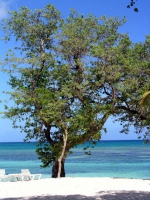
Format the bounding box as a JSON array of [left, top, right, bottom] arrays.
[[52, 159, 65, 178], [52, 127, 68, 178]]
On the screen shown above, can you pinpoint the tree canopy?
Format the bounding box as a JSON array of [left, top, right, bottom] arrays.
[[1, 4, 150, 177]]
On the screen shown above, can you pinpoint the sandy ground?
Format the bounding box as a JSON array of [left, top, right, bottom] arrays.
[[0, 177, 150, 200]]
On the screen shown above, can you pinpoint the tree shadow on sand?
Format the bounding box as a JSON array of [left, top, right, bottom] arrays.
[[2, 191, 150, 200], [97, 190, 150, 200]]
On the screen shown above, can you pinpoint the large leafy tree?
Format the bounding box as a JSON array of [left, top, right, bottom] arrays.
[[1, 5, 150, 177]]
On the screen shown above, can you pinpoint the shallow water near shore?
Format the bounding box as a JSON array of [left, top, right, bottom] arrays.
[[0, 140, 150, 179]]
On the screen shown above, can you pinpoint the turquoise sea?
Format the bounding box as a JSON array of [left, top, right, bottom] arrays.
[[0, 140, 150, 179]]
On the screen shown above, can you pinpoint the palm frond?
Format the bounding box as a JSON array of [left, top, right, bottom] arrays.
[[140, 91, 150, 107]]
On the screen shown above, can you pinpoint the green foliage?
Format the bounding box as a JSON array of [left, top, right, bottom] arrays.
[[1, 4, 150, 173], [36, 142, 63, 168], [36, 144, 54, 168]]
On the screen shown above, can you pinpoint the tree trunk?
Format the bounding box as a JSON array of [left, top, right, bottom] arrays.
[[52, 159, 65, 178], [52, 124, 68, 178]]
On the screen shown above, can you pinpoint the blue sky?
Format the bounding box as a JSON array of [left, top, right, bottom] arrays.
[[0, 0, 150, 142]]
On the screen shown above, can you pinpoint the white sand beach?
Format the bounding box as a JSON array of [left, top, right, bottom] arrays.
[[0, 177, 150, 200]]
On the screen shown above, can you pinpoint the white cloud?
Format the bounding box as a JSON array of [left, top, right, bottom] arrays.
[[0, 0, 10, 19]]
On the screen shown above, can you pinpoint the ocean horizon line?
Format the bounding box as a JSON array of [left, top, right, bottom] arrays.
[[0, 139, 143, 143]]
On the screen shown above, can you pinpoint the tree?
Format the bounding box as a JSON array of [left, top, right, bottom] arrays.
[[1, 5, 150, 177]]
